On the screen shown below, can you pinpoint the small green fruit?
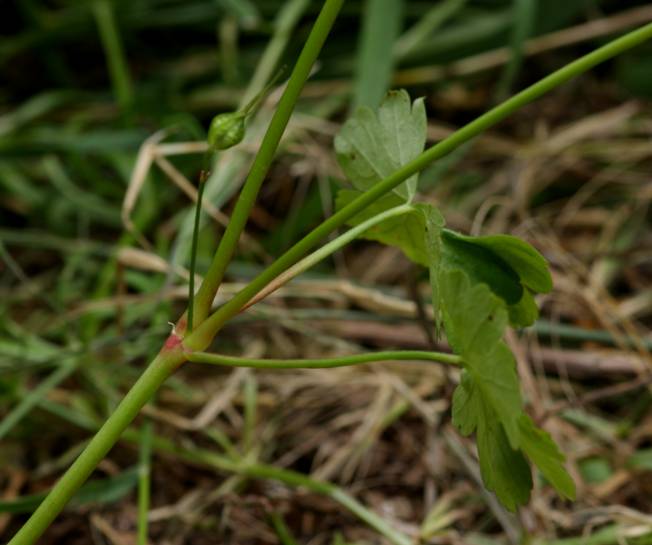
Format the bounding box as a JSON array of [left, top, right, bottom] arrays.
[[208, 111, 246, 150]]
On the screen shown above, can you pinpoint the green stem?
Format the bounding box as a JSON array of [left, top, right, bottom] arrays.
[[192, 0, 344, 326], [11, 20, 652, 545], [188, 350, 461, 369], [137, 421, 153, 545], [187, 161, 211, 333], [241, 67, 286, 117], [244, 204, 412, 309], [185, 20, 652, 351], [240, 0, 310, 108], [7, 350, 185, 545], [34, 401, 413, 545]]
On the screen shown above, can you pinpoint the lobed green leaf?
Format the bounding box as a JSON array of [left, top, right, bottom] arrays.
[[440, 229, 552, 327], [439, 270, 574, 509], [335, 89, 426, 201], [440, 270, 522, 444], [333, 88, 572, 511], [518, 414, 576, 500], [441, 230, 523, 305], [445, 231, 552, 293]]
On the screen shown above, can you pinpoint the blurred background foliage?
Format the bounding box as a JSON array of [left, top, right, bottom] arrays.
[[2, 1, 652, 544]]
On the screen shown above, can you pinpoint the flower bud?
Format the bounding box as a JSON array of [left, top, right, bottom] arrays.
[[208, 111, 246, 150]]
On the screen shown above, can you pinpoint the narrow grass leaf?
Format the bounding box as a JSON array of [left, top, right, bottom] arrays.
[[495, 0, 538, 100], [352, 0, 403, 110], [394, 0, 467, 60]]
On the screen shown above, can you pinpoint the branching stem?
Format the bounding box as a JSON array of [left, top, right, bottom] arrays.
[[7, 349, 185, 545], [184, 19, 652, 351], [243, 203, 412, 309], [191, 0, 345, 326], [10, 18, 652, 545]]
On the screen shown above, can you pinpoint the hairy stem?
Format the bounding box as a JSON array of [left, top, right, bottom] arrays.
[[184, 20, 652, 351], [192, 0, 345, 326], [188, 349, 462, 369]]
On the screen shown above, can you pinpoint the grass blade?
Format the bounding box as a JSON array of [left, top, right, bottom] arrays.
[[394, 0, 467, 60], [0, 359, 77, 442], [352, 0, 404, 110], [92, 0, 133, 111], [494, 0, 538, 100]]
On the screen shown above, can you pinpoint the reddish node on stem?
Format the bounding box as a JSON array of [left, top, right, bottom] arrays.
[[163, 333, 183, 351]]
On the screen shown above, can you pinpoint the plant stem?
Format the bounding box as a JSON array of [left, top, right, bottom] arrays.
[[184, 20, 652, 351], [11, 20, 652, 545], [191, 0, 345, 326], [7, 350, 185, 545], [188, 350, 461, 369], [137, 421, 153, 545], [187, 163, 210, 332], [240, 0, 310, 108], [35, 401, 413, 545], [243, 204, 412, 309]]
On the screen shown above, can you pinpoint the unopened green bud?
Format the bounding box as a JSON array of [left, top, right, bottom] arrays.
[[206, 69, 286, 152], [208, 111, 246, 150]]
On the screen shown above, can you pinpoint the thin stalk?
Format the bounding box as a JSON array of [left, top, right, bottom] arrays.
[[172, 0, 311, 326], [7, 350, 185, 545], [243, 204, 412, 309], [137, 421, 153, 545], [242, 374, 257, 453], [187, 160, 211, 332], [10, 20, 652, 545], [192, 0, 345, 326], [184, 20, 652, 351], [240, 68, 287, 117], [188, 350, 461, 369], [35, 400, 413, 545], [240, 0, 309, 107]]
